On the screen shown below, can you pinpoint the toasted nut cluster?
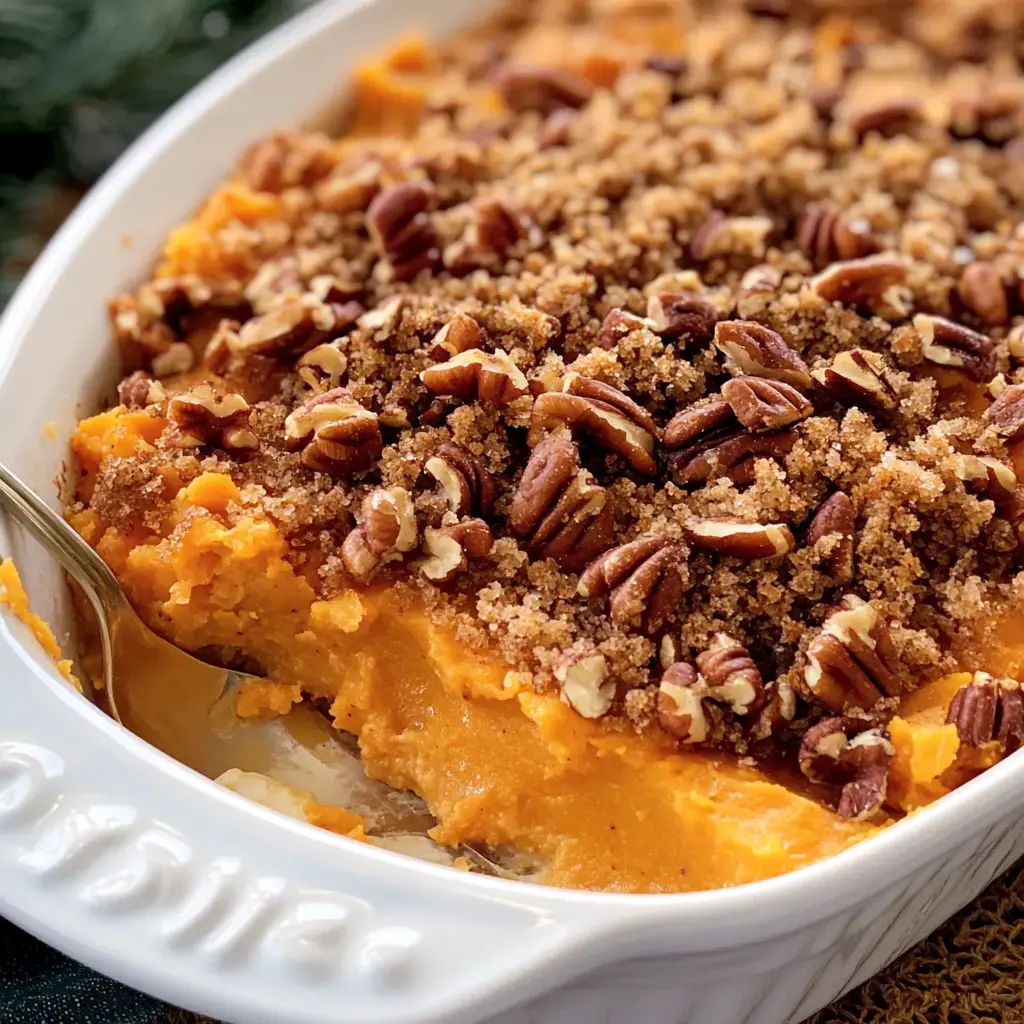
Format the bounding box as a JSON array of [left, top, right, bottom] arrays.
[[646, 291, 719, 341], [167, 385, 258, 452], [425, 443, 497, 518], [984, 383, 1024, 443], [798, 717, 893, 820], [954, 455, 1017, 503], [914, 313, 994, 382], [556, 652, 614, 719], [807, 492, 855, 581], [947, 673, 1024, 753], [529, 374, 658, 475], [804, 595, 905, 711], [957, 261, 1011, 326], [494, 63, 594, 114], [578, 533, 687, 635], [508, 436, 615, 572], [284, 387, 382, 476], [689, 211, 774, 261], [118, 370, 167, 410], [812, 348, 898, 411], [367, 181, 440, 281], [796, 203, 877, 268], [296, 343, 347, 392], [427, 314, 484, 362], [720, 376, 813, 433], [416, 519, 494, 582], [809, 253, 908, 311], [713, 321, 812, 388], [230, 297, 354, 359], [420, 348, 529, 408], [341, 487, 419, 579], [595, 308, 649, 350], [683, 518, 795, 559]]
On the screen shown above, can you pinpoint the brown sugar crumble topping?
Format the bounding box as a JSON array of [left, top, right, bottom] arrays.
[[89, 0, 1024, 819]]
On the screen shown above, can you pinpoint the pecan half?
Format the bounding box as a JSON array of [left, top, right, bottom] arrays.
[[296, 343, 347, 392], [796, 203, 878, 268], [804, 595, 905, 711], [646, 291, 719, 341], [736, 264, 782, 317], [556, 652, 615, 719], [529, 375, 658, 475], [420, 348, 529, 408], [958, 261, 1010, 326], [713, 320, 813, 389], [167, 385, 258, 452], [231, 297, 353, 359], [683, 518, 795, 559], [699, 631, 764, 701], [427, 314, 484, 362], [284, 387, 382, 476], [118, 370, 166, 410], [341, 487, 418, 580], [984, 383, 1024, 443], [416, 519, 494, 582], [595, 308, 648, 350], [474, 196, 540, 257], [495, 63, 594, 114], [848, 98, 922, 137], [947, 673, 1024, 753], [914, 313, 994, 382], [690, 212, 774, 261], [425, 443, 497, 518], [721, 376, 813, 433], [809, 253, 908, 311], [367, 181, 440, 281], [508, 436, 614, 572], [811, 348, 898, 411], [798, 717, 893, 820], [578, 533, 688, 635], [954, 454, 1018, 503], [807, 491, 855, 581]]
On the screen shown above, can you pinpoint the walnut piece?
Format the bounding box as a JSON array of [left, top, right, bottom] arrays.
[[914, 313, 994, 382], [416, 519, 494, 582], [807, 491, 855, 581], [721, 376, 813, 433], [420, 348, 529, 408], [798, 717, 893, 820], [812, 348, 898, 411], [118, 370, 167, 410], [367, 181, 440, 281], [284, 387, 382, 476], [508, 436, 615, 572], [167, 384, 258, 452], [296, 343, 347, 392], [804, 595, 906, 711], [947, 673, 1024, 753], [578, 533, 688, 635], [683, 518, 795, 559], [556, 652, 614, 719], [341, 487, 418, 580], [425, 442, 497, 518], [713, 320, 812, 389], [796, 203, 877, 268]]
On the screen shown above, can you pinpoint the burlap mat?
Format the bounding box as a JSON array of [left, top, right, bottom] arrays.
[[154, 859, 1024, 1023]]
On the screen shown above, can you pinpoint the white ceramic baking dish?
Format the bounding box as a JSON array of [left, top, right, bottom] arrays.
[[1, 2, 1022, 1021]]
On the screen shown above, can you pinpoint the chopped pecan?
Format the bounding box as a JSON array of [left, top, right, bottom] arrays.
[[720, 376, 813, 433], [736, 264, 782, 317], [713, 320, 813, 389], [118, 371, 167, 410], [529, 375, 658, 475], [358, 294, 406, 338], [167, 384, 258, 453], [595, 308, 648, 350], [954, 454, 1017, 503], [807, 491, 855, 581], [683, 518, 795, 559], [231, 297, 346, 359], [367, 181, 440, 281], [539, 107, 579, 148], [804, 595, 905, 711], [811, 348, 898, 411], [416, 519, 494, 582], [957, 261, 1010, 326], [313, 160, 382, 214], [809, 253, 908, 311], [341, 487, 418, 580], [420, 348, 529, 408], [947, 673, 1024, 753], [984, 383, 1024, 443], [690, 212, 774, 261], [646, 291, 719, 341], [474, 196, 540, 257], [848, 98, 922, 137], [508, 436, 615, 572], [427, 314, 485, 362], [296, 343, 347, 392], [577, 533, 688, 635], [556, 652, 615, 719], [1008, 325, 1024, 366], [495, 63, 594, 114], [656, 663, 709, 742], [697, 633, 765, 714], [796, 203, 878, 268], [949, 84, 1023, 144], [425, 442, 497, 518], [914, 313, 994, 382], [284, 387, 382, 476], [798, 717, 893, 820]]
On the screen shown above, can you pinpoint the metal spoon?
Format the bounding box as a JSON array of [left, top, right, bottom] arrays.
[[0, 462, 503, 872]]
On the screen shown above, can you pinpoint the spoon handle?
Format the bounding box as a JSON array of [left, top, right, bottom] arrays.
[[0, 462, 124, 609]]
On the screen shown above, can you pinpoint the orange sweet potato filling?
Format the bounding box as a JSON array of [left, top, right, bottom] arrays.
[[63, 408, 1024, 893]]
